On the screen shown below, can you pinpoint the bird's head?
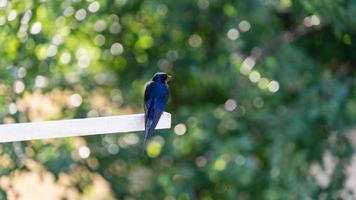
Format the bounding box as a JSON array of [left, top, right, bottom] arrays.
[[152, 72, 171, 83]]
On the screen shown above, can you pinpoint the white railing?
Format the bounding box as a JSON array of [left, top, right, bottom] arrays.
[[0, 112, 171, 143]]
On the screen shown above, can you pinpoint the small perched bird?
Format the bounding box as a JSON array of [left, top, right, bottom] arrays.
[[143, 72, 170, 150]]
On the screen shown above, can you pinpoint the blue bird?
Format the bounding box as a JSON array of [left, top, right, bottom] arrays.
[[143, 72, 170, 149]]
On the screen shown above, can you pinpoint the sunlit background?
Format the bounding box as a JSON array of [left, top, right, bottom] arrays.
[[0, 0, 355, 199]]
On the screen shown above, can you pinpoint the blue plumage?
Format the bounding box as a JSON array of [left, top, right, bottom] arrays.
[[143, 72, 170, 149]]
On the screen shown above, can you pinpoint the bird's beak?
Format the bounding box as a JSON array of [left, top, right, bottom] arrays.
[[167, 75, 172, 81]]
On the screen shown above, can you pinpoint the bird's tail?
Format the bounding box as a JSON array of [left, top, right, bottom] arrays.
[[142, 112, 162, 154], [142, 119, 153, 153], [142, 130, 149, 153]]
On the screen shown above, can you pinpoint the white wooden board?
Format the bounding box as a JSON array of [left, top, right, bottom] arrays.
[[0, 112, 171, 143]]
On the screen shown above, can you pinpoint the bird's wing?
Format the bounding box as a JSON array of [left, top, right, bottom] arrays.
[[144, 81, 154, 126], [144, 99, 164, 146]]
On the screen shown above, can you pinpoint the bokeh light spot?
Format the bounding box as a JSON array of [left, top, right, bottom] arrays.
[[258, 78, 269, 90], [123, 133, 139, 145], [136, 35, 154, 49], [30, 22, 42, 35], [343, 34, 352, 45], [108, 144, 119, 154], [88, 1, 100, 13], [78, 146, 90, 159], [235, 155, 246, 166], [214, 159, 226, 171], [75, 9, 87, 21], [17, 67, 27, 78], [0, 16, 5, 26], [249, 71, 261, 83], [147, 141, 162, 158], [14, 81, 25, 94], [304, 15, 320, 27], [76, 48, 91, 68], [94, 34, 106, 46], [60, 52, 71, 64], [94, 20, 106, 32], [240, 56, 256, 75], [224, 99, 237, 111], [253, 97, 264, 108], [8, 103, 17, 115], [116, 0, 127, 6], [280, 0, 292, 8], [109, 22, 121, 34], [47, 44, 58, 57], [0, 0, 8, 8], [69, 93, 83, 107], [188, 34, 202, 48], [156, 4, 168, 15], [268, 80, 280, 93], [195, 156, 208, 167], [7, 10, 17, 21], [239, 20, 251, 32], [227, 28, 239, 40], [35, 75, 48, 88], [174, 123, 187, 136], [110, 43, 124, 55], [197, 0, 209, 10], [63, 6, 74, 17]]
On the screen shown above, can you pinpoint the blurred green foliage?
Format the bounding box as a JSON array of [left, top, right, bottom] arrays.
[[0, 0, 355, 199]]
